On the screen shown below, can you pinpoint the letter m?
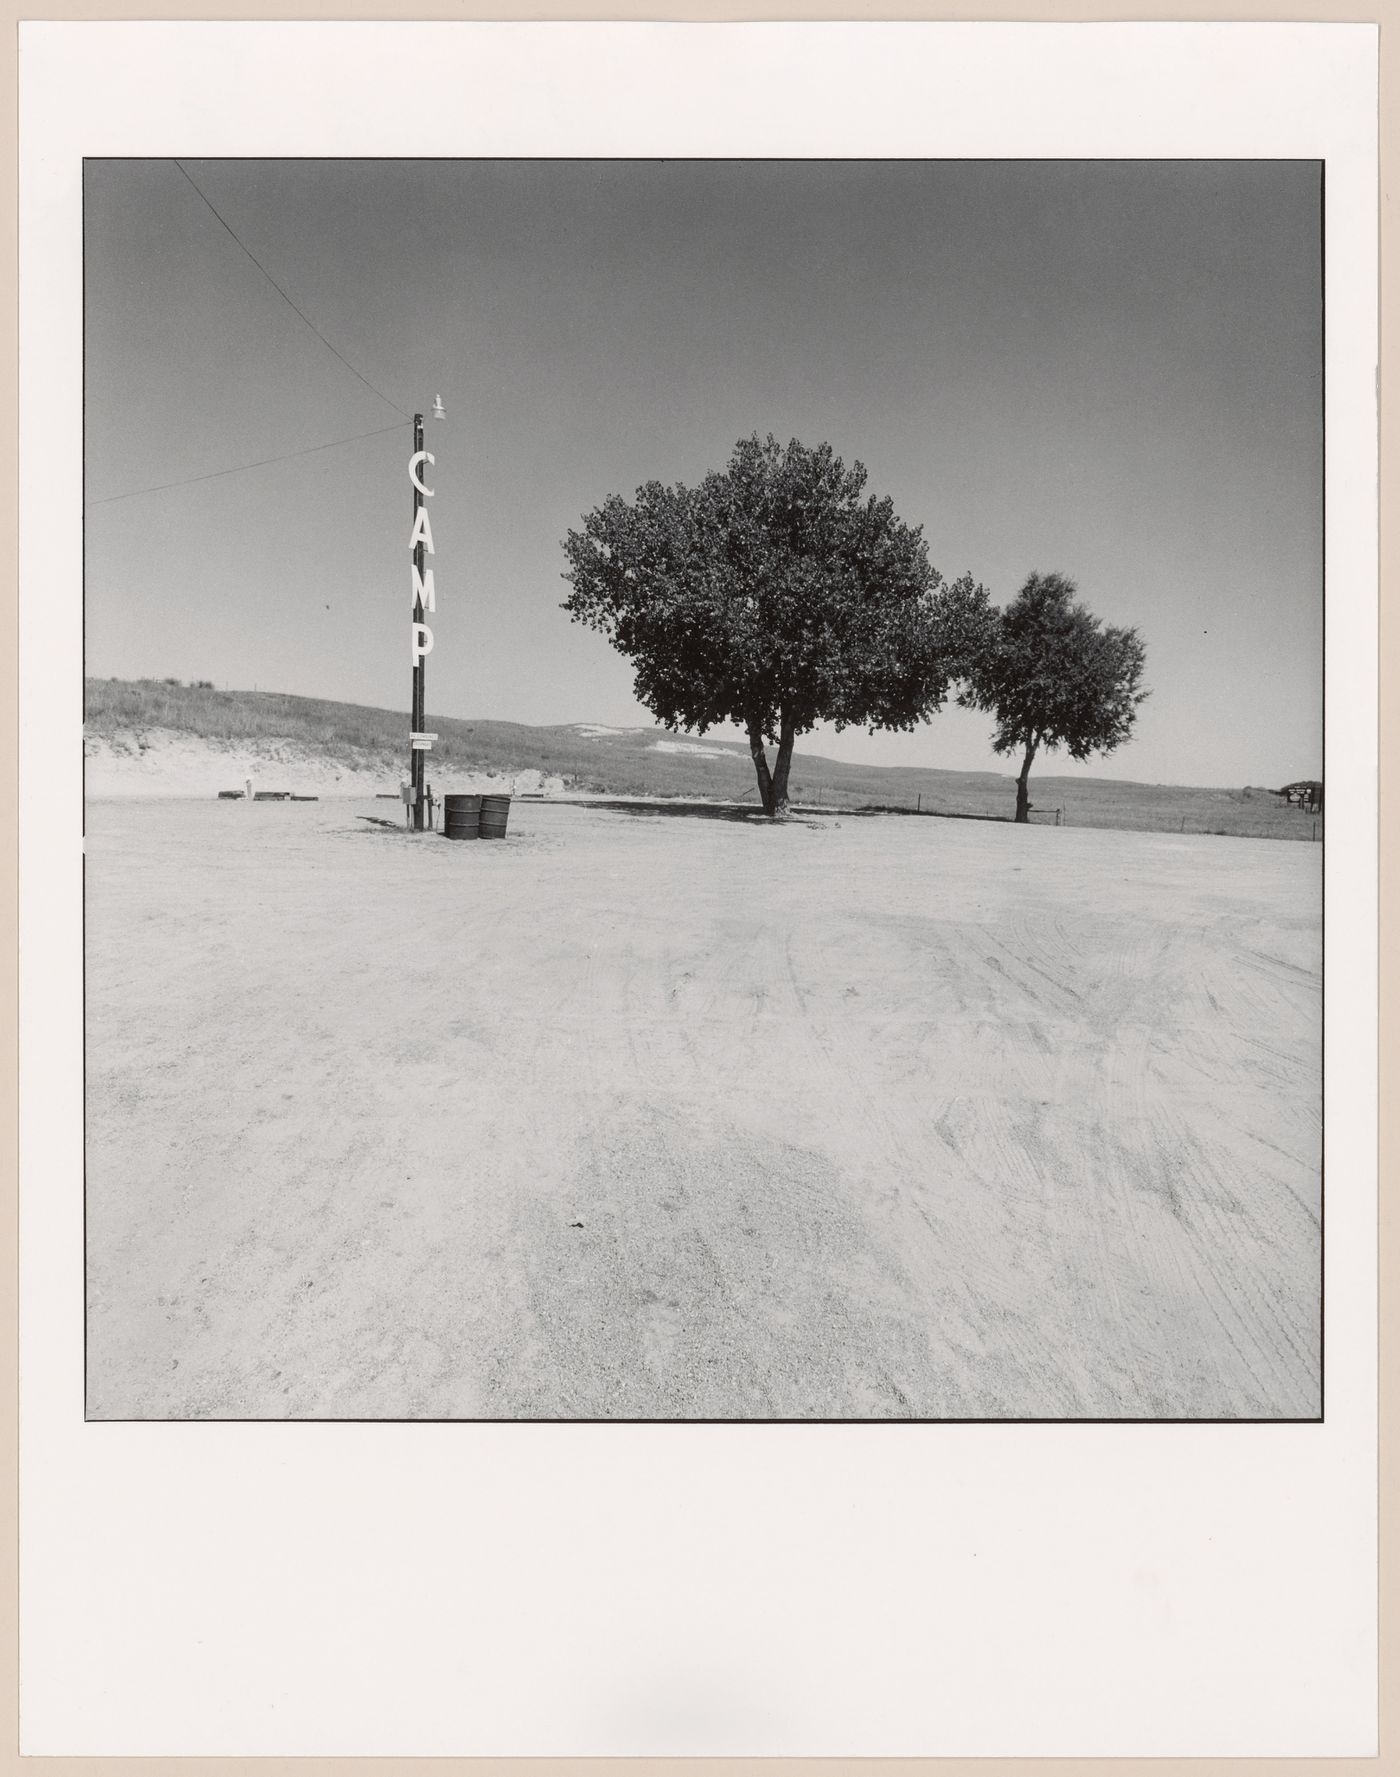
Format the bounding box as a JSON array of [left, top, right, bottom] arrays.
[[412, 562, 436, 615]]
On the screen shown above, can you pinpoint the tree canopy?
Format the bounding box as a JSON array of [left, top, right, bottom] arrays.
[[561, 434, 990, 814], [960, 571, 1148, 822]]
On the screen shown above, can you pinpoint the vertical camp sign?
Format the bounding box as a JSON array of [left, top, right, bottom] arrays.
[[408, 415, 436, 830]]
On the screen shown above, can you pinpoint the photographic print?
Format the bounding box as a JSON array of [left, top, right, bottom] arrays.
[[82, 156, 1323, 1423]]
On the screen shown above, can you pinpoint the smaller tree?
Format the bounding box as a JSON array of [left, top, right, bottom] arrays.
[[960, 572, 1147, 823]]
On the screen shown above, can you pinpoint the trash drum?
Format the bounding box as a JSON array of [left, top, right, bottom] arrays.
[[443, 793, 483, 840], [479, 794, 512, 839]]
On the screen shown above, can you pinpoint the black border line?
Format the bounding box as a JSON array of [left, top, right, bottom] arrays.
[[87, 1416, 1321, 1425], [1319, 154, 1326, 1422], [81, 160, 89, 1421], [80, 155, 1328, 1427]]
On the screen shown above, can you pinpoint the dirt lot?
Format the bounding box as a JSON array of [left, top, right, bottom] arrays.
[[84, 798, 1322, 1419]]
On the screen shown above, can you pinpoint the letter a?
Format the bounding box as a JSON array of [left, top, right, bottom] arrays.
[[411, 622, 434, 665], [409, 506, 435, 555], [412, 562, 436, 614]]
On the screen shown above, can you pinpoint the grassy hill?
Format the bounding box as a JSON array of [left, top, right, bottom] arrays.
[[84, 677, 1321, 841]]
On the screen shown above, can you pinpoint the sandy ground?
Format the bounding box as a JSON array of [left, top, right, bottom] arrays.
[[83, 729, 565, 799], [84, 797, 1322, 1419]]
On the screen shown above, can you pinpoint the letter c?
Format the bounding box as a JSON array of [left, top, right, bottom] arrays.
[[409, 451, 436, 497]]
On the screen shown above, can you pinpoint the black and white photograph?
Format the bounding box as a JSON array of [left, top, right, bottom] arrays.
[[81, 154, 1326, 1423], [20, 17, 1381, 1761]]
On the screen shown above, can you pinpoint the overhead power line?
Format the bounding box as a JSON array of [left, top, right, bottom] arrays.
[[173, 160, 411, 421], [85, 419, 411, 510]]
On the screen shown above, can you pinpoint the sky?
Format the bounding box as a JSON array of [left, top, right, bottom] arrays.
[[84, 158, 1323, 786]]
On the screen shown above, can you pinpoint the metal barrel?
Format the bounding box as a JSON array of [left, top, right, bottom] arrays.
[[443, 793, 483, 840], [478, 793, 512, 839]]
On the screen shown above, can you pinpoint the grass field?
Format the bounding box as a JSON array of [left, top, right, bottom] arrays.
[[85, 677, 1323, 841], [85, 795, 1322, 1420]]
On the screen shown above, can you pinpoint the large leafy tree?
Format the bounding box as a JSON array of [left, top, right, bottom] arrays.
[[561, 434, 990, 816], [960, 571, 1147, 823]]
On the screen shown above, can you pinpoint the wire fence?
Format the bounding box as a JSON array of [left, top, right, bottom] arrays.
[[787, 781, 1322, 842]]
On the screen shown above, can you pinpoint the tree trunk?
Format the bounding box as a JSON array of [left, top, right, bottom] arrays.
[[747, 716, 775, 815], [769, 717, 796, 818], [1014, 737, 1038, 824], [746, 713, 796, 817]]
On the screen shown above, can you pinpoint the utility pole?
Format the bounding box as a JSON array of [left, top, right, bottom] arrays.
[[410, 411, 426, 831], [407, 396, 444, 829]]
